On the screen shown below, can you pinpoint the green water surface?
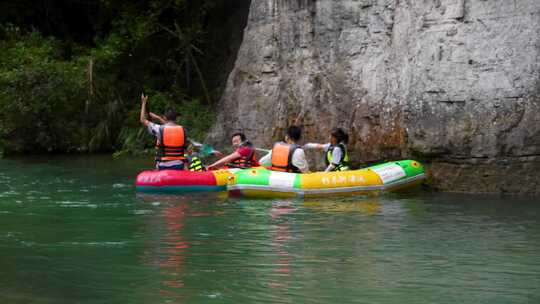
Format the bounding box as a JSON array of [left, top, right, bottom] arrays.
[[1, 156, 539, 304]]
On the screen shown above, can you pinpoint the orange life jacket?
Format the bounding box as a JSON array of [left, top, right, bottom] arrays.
[[155, 125, 186, 162], [227, 142, 258, 168], [270, 142, 299, 173]]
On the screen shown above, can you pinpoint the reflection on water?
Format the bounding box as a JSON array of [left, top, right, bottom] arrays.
[[268, 200, 294, 289], [303, 196, 382, 215], [1, 157, 540, 304], [146, 202, 190, 302]]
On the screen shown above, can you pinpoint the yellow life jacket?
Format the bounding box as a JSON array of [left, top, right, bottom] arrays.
[[188, 156, 205, 171], [325, 143, 350, 171]]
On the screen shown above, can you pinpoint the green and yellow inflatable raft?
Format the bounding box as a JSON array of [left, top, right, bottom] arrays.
[[227, 160, 425, 198]]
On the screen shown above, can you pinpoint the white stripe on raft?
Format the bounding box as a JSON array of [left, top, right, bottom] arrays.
[[268, 171, 296, 188], [372, 164, 406, 183], [228, 174, 426, 196]]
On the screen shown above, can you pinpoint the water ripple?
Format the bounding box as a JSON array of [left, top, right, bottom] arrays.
[[1, 158, 540, 304]]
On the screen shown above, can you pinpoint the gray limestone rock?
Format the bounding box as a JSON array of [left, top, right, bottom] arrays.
[[208, 0, 540, 195]]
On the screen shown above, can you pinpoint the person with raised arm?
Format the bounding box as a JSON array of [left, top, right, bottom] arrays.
[[140, 93, 188, 170]]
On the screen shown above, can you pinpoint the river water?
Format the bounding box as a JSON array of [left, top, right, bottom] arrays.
[[0, 156, 539, 304]]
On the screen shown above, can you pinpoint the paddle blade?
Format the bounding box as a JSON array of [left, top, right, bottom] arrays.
[[201, 144, 215, 157]]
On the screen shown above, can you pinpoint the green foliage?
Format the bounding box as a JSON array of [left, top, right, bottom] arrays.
[[179, 99, 215, 141], [0, 0, 246, 155], [0, 28, 87, 153]]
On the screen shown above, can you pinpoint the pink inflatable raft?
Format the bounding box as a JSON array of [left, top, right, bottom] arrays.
[[135, 169, 235, 193]]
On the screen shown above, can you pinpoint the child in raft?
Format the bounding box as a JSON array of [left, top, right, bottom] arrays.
[[303, 128, 351, 172]]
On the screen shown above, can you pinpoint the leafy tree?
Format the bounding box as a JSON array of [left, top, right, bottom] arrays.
[[0, 0, 250, 155]]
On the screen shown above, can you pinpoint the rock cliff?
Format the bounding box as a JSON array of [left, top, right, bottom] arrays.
[[208, 0, 540, 194]]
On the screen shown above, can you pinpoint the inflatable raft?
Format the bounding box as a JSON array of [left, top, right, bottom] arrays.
[[227, 160, 425, 198], [135, 169, 235, 193]]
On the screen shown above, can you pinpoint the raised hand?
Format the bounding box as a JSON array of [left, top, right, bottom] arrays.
[[141, 93, 148, 104]]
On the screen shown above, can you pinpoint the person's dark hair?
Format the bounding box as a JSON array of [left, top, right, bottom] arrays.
[[231, 132, 246, 142], [164, 107, 177, 121], [331, 128, 349, 144], [286, 126, 302, 142]]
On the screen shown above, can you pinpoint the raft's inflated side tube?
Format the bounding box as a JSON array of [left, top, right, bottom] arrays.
[[135, 169, 235, 193], [227, 160, 425, 198]]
